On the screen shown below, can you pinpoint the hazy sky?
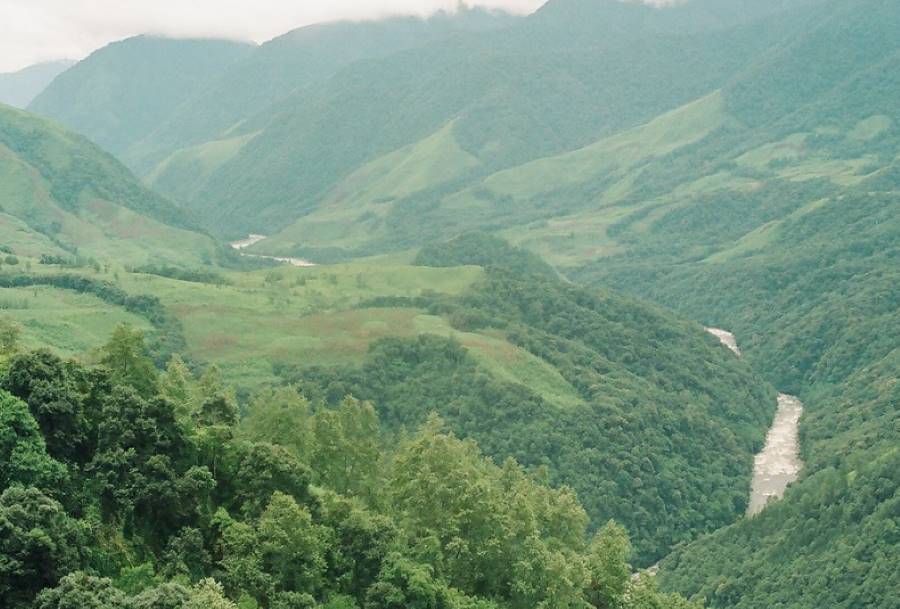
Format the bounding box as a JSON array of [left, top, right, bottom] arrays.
[[0, 0, 549, 72]]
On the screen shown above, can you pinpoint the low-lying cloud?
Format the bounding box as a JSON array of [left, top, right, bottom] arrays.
[[0, 0, 681, 72]]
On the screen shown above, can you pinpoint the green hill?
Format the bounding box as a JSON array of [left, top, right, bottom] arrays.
[[3, 235, 778, 566], [0, 104, 224, 266], [173, 0, 813, 238], [28, 36, 254, 156], [248, 0, 898, 267]]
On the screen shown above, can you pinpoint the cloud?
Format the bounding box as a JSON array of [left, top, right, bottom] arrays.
[[0, 0, 546, 72], [1, 0, 692, 72]]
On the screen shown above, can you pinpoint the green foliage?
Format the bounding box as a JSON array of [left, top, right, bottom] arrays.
[[0, 316, 20, 354], [0, 391, 68, 492], [415, 233, 556, 278], [291, 252, 775, 564], [100, 324, 159, 397], [128, 264, 229, 286], [0, 327, 700, 609], [4, 350, 91, 464], [0, 487, 84, 609], [585, 523, 632, 609]]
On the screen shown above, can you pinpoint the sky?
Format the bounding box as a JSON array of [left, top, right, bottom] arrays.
[[0, 0, 549, 72]]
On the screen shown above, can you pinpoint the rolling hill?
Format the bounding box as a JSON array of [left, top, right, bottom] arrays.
[[0, 103, 225, 266], [5, 234, 778, 567]]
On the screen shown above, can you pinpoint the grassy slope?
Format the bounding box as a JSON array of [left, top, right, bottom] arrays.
[[0, 285, 152, 356], [4, 236, 777, 567], [256, 120, 481, 253], [0, 104, 224, 266]]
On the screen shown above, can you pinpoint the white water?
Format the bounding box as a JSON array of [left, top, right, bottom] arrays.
[[230, 234, 266, 249], [705, 327, 742, 356], [746, 393, 804, 516], [704, 327, 804, 516], [229, 234, 316, 267]]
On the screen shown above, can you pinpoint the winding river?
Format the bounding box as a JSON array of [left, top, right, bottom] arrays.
[[229, 234, 316, 267], [705, 327, 804, 516]]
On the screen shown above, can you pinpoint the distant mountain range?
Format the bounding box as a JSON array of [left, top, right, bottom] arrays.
[[0, 60, 74, 108]]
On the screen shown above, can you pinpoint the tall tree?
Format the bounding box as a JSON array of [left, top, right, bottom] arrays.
[[0, 487, 84, 609], [4, 351, 90, 465], [100, 324, 158, 397], [0, 391, 68, 492]]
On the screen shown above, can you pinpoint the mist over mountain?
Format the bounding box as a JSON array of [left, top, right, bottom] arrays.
[[0, 60, 74, 108]]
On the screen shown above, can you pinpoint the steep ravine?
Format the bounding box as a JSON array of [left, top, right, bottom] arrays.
[[704, 328, 804, 516]]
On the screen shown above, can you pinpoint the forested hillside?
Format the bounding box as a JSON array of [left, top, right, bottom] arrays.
[[0, 326, 703, 609], [280, 235, 777, 564], [597, 166, 900, 609], [176, 0, 815, 238], [563, 2, 900, 604], [28, 36, 254, 156], [0, 232, 777, 568]]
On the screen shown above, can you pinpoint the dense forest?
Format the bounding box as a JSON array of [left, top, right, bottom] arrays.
[[580, 127, 900, 609], [0, 320, 703, 609], [283, 235, 776, 565]]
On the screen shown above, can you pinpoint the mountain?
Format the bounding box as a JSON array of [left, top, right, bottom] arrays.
[[645, 181, 900, 609], [127, 7, 520, 174], [28, 36, 255, 156], [238, 0, 897, 264], [0, 0, 897, 606], [0, 60, 74, 108], [0, 103, 224, 265], [552, 1, 899, 606], [23, 0, 817, 240], [157, 0, 824, 240]]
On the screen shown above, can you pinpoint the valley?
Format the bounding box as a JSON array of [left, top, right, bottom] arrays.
[[706, 327, 805, 518], [0, 0, 896, 607], [230, 234, 316, 267]]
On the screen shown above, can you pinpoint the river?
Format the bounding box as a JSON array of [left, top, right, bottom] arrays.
[[229, 234, 316, 267], [704, 327, 804, 516]]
